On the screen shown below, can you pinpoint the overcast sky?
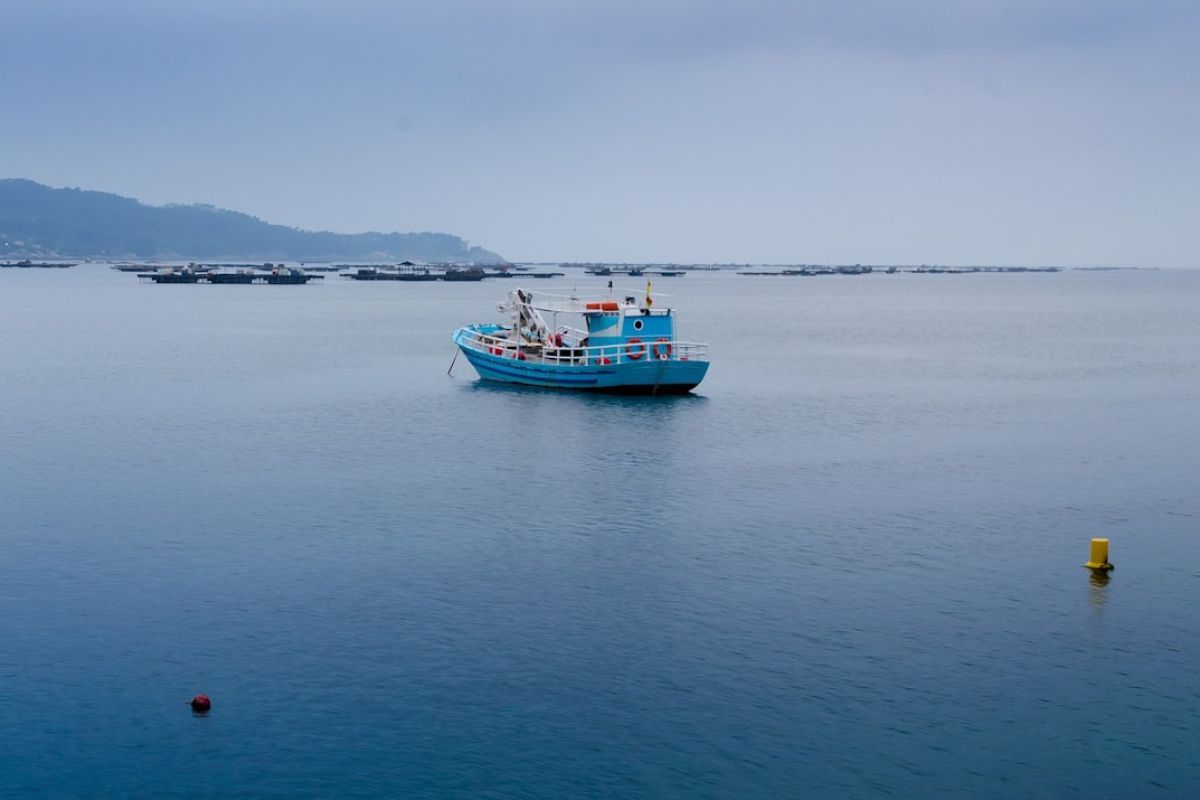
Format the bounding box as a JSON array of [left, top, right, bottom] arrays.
[[3, 0, 1197, 265]]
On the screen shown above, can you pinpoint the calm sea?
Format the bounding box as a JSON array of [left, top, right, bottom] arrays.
[[1, 266, 1198, 798]]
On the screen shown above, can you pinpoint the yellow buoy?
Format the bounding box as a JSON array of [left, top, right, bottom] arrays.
[[1084, 538, 1114, 572]]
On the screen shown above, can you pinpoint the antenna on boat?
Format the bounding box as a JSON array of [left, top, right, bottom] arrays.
[[515, 288, 522, 346]]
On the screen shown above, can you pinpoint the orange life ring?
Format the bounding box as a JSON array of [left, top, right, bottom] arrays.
[[625, 338, 646, 360], [653, 338, 672, 360]]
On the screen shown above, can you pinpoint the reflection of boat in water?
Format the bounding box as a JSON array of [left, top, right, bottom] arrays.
[[452, 286, 709, 394]]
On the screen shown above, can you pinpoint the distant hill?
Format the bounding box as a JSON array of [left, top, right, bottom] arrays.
[[0, 179, 505, 263]]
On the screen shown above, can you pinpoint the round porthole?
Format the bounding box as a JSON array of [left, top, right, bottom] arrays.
[[632, 319, 644, 331]]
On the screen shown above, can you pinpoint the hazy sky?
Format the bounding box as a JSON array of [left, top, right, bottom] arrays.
[[3, 0, 1197, 265]]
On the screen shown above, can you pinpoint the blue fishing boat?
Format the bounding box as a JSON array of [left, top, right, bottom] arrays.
[[452, 286, 709, 394]]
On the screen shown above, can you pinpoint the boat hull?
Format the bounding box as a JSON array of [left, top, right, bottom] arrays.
[[454, 329, 708, 393]]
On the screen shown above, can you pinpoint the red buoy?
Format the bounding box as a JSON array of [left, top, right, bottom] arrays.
[[190, 694, 212, 713]]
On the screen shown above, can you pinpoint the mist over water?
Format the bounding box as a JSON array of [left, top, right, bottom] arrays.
[[2, 267, 1198, 797]]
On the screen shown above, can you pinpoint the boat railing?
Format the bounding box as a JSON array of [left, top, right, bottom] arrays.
[[461, 328, 708, 364], [556, 325, 589, 342], [510, 288, 671, 313]]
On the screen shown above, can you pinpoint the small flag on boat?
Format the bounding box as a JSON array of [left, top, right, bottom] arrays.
[[645, 280, 653, 307]]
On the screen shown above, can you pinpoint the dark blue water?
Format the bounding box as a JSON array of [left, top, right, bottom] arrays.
[[2, 267, 1198, 798]]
